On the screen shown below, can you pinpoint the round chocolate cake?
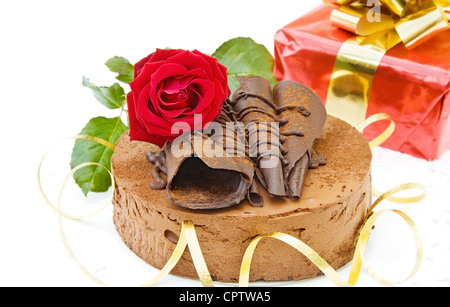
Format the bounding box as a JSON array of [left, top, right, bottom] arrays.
[[111, 112, 372, 282]]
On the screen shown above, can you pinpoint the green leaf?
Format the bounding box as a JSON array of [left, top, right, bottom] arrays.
[[70, 116, 128, 196], [82, 76, 126, 109], [105, 56, 134, 84], [212, 37, 278, 95]]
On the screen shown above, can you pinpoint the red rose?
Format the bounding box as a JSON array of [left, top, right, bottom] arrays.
[[127, 49, 230, 147]]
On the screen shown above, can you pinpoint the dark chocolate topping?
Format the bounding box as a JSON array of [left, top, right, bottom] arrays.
[[231, 76, 287, 197], [273, 80, 327, 199], [146, 104, 259, 210], [146, 151, 167, 190]]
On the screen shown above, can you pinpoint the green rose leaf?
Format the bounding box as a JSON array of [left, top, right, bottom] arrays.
[[105, 56, 134, 84], [212, 37, 277, 95], [82, 76, 126, 110], [70, 116, 128, 196]]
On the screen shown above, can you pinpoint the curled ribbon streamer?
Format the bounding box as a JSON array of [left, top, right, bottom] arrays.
[[355, 114, 427, 203], [183, 221, 215, 287], [55, 161, 114, 286], [39, 135, 425, 287], [139, 222, 189, 287], [76, 134, 116, 151], [38, 136, 118, 285], [239, 233, 349, 287], [357, 113, 395, 150], [38, 135, 115, 220], [141, 220, 214, 287], [355, 209, 423, 284], [38, 137, 212, 287], [238, 182, 425, 287]]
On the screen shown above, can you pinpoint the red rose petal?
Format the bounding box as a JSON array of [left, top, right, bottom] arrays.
[[150, 49, 184, 63], [148, 64, 188, 111], [187, 79, 214, 112], [159, 90, 189, 110], [130, 61, 165, 94], [127, 92, 168, 147], [149, 63, 188, 93], [135, 86, 176, 137], [136, 82, 159, 117], [166, 50, 213, 78], [177, 75, 196, 89], [160, 107, 190, 119], [194, 50, 229, 83], [162, 78, 180, 94], [134, 53, 154, 79]]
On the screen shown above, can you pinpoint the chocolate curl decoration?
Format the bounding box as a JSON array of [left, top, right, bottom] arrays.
[[147, 106, 258, 210], [231, 76, 287, 197], [219, 101, 264, 207], [273, 81, 327, 199]]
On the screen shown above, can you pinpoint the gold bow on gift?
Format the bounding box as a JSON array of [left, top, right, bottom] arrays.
[[324, 0, 450, 127], [328, 0, 449, 50]]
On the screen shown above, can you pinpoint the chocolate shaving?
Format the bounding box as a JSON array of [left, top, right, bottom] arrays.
[[231, 76, 287, 197], [147, 106, 259, 210], [146, 151, 167, 190], [247, 179, 263, 207], [273, 80, 327, 199]]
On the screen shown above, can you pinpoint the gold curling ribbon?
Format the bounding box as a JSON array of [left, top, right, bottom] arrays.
[[39, 137, 213, 287], [324, 0, 449, 128], [55, 162, 113, 286], [38, 135, 115, 220], [354, 113, 423, 201], [141, 220, 214, 287], [356, 113, 395, 149], [238, 182, 426, 287], [40, 135, 425, 287]]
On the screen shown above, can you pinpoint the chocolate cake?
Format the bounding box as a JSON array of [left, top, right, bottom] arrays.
[[111, 75, 372, 282]]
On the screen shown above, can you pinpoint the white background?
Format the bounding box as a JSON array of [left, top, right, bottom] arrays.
[[1, 0, 449, 287]]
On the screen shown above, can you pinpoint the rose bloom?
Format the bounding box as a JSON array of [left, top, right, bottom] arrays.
[[126, 49, 230, 147]]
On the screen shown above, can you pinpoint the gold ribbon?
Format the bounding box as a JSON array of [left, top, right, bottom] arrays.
[[141, 220, 214, 287], [238, 182, 426, 287], [238, 116, 424, 286], [324, 0, 449, 127], [39, 134, 425, 287], [38, 136, 213, 287], [38, 135, 115, 220], [357, 113, 395, 149], [327, 0, 449, 50], [326, 39, 387, 126]]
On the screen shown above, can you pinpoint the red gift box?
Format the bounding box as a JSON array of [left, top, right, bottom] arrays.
[[274, 4, 450, 161]]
